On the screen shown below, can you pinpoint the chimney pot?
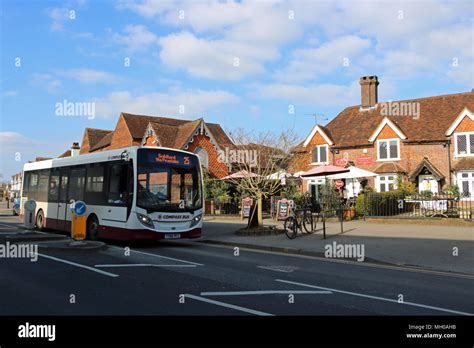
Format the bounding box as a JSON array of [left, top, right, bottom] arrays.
[[359, 75, 379, 109], [71, 142, 80, 156]]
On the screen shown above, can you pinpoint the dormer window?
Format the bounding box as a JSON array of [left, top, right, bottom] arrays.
[[455, 132, 474, 157], [311, 145, 328, 164], [377, 138, 400, 161]]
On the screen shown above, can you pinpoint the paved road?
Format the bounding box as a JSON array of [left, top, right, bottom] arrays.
[[0, 217, 473, 316]]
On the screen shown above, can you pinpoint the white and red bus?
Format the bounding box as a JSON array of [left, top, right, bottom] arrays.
[[20, 146, 203, 240]]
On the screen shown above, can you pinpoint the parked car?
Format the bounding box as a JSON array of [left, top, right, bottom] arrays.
[[12, 197, 20, 216]]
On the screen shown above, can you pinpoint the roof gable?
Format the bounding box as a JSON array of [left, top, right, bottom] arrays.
[[303, 124, 333, 147], [445, 107, 474, 135], [369, 117, 407, 142]]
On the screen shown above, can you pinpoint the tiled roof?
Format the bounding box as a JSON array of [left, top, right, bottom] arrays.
[[408, 157, 445, 181], [148, 122, 180, 147], [174, 119, 202, 148], [58, 150, 71, 158], [452, 157, 474, 171], [85, 128, 113, 148], [90, 132, 113, 151], [122, 113, 188, 139], [207, 123, 235, 148], [374, 162, 406, 174], [325, 90, 474, 147]]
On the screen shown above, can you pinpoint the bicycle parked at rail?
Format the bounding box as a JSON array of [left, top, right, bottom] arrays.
[[283, 205, 320, 239]]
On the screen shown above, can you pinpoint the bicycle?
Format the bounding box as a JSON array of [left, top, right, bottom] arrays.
[[284, 205, 318, 239]]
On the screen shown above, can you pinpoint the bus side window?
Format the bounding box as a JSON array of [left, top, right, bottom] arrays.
[[108, 163, 128, 204], [59, 172, 69, 203], [37, 170, 50, 202], [85, 164, 105, 205], [23, 172, 30, 195], [49, 171, 60, 201], [68, 167, 86, 201], [29, 172, 39, 200]]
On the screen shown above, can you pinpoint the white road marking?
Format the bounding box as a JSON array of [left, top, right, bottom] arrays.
[[201, 290, 332, 296], [276, 279, 473, 316], [110, 246, 203, 266], [184, 294, 274, 316], [257, 265, 299, 273], [37, 253, 119, 278], [95, 263, 196, 268]]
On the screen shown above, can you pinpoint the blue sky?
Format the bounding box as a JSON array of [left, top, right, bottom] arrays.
[[1, 0, 473, 180]]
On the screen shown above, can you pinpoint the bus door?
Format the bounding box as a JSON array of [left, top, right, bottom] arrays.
[[57, 168, 70, 232], [48, 169, 61, 230], [104, 163, 130, 228], [65, 167, 86, 232]]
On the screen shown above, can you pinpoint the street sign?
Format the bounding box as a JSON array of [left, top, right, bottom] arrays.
[[73, 201, 87, 216]]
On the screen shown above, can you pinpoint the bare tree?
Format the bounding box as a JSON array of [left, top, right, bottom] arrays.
[[225, 128, 299, 228]]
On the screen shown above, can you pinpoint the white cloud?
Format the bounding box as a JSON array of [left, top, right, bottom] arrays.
[[0, 132, 68, 180], [112, 24, 159, 52], [57, 68, 117, 83], [274, 35, 372, 82], [93, 89, 240, 118], [30, 74, 62, 93], [159, 31, 268, 80], [257, 81, 360, 108], [116, 0, 177, 18]]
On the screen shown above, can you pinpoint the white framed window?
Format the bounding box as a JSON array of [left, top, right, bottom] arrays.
[[311, 144, 329, 164], [456, 171, 474, 199], [375, 174, 398, 192], [377, 138, 400, 161], [454, 132, 474, 157]]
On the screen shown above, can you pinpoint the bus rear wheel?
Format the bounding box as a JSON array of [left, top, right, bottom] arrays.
[[35, 210, 45, 231], [87, 215, 100, 241]]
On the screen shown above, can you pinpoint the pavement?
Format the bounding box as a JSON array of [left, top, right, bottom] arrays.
[[201, 217, 474, 275]]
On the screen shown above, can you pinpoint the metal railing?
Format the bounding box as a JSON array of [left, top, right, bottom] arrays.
[[362, 192, 473, 220]]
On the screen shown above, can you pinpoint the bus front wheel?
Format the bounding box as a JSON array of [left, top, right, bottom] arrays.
[[87, 215, 100, 241], [35, 210, 45, 231]]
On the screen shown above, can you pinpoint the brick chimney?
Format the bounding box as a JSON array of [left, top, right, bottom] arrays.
[[359, 75, 379, 109], [71, 142, 80, 156]]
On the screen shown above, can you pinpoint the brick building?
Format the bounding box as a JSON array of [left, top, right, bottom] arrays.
[[79, 113, 234, 178], [290, 76, 474, 198]]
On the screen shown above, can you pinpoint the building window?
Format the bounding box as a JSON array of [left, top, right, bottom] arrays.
[[455, 132, 474, 156], [456, 171, 474, 199], [377, 139, 399, 161], [195, 147, 209, 168], [311, 145, 328, 164], [376, 174, 397, 192]]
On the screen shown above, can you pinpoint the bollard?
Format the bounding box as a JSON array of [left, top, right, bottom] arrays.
[[23, 200, 36, 230], [71, 201, 87, 241]]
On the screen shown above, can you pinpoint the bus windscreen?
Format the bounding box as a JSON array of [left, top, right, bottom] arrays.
[[136, 149, 202, 212]]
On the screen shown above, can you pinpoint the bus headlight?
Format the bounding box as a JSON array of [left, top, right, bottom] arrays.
[[137, 213, 154, 228], [190, 214, 202, 227]]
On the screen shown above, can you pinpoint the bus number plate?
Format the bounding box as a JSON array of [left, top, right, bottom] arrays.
[[165, 233, 181, 239]]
